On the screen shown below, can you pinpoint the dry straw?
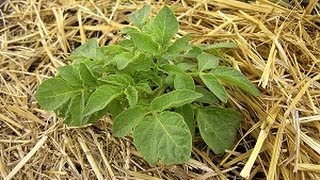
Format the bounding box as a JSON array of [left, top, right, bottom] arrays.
[[0, 0, 320, 179]]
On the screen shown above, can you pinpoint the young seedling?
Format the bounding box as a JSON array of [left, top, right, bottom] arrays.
[[35, 5, 259, 165]]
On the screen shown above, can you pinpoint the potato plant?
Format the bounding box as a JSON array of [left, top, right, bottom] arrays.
[[35, 5, 259, 165]]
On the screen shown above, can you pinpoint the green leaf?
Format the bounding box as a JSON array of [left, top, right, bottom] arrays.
[[197, 108, 241, 154], [99, 75, 130, 87], [159, 64, 185, 75], [64, 93, 85, 126], [135, 83, 153, 94], [129, 32, 159, 54], [151, 89, 203, 111], [176, 105, 195, 137], [106, 99, 126, 117], [211, 67, 259, 96], [54, 99, 71, 118], [195, 86, 220, 105], [129, 5, 151, 28], [184, 46, 203, 58], [112, 106, 145, 137], [133, 111, 192, 165], [35, 78, 78, 111], [200, 73, 228, 103], [198, 42, 237, 50], [113, 52, 134, 70], [58, 65, 82, 87], [177, 61, 197, 71], [174, 74, 195, 90], [121, 27, 140, 34], [165, 35, 191, 57], [71, 38, 104, 60], [124, 85, 138, 107], [131, 53, 154, 71], [79, 63, 98, 87], [149, 6, 179, 46], [83, 85, 122, 116], [197, 52, 220, 71]]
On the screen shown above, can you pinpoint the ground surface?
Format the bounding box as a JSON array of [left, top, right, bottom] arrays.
[[1, 0, 320, 179]]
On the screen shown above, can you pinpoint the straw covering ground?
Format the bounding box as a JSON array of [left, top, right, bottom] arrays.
[[1, 0, 320, 179]]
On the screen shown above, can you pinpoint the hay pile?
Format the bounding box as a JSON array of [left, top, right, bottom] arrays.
[[1, 0, 320, 179]]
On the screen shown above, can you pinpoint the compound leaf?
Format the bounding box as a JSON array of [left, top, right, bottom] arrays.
[[133, 111, 192, 165], [197, 108, 241, 154], [151, 89, 203, 111], [112, 106, 145, 137]]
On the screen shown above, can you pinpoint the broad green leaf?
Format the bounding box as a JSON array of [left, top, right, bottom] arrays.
[[174, 74, 195, 90], [176, 105, 195, 137], [99, 75, 130, 87], [101, 45, 126, 63], [150, 6, 179, 47], [64, 93, 85, 126], [151, 89, 203, 111], [165, 35, 191, 58], [165, 74, 174, 88], [85, 105, 110, 124], [198, 42, 237, 50], [129, 32, 159, 54], [200, 73, 228, 103], [195, 86, 220, 105], [54, 99, 71, 118], [197, 52, 219, 71], [133, 111, 192, 165], [124, 85, 138, 107], [197, 108, 241, 154], [159, 64, 185, 75], [35, 78, 78, 111], [114, 52, 134, 70], [177, 61, 197, 71], [112, 106, 145, 137], [106, 99, 126, 117], [58, 65, 82, 87], [121, 27, 140, 34], [83, 85, 122, 116], [128, 5, 151, 28], [139, 71, 163, 87], [71, 38, 104, 60], [135, 83, 153, 94], [184, 46, 203, 58], [131, 53, 154, 71], [211, 67, 259, 96], [118, 39, 134, 49], [79, 63, 98, 87]]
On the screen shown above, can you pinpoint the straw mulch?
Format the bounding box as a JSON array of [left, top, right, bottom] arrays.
[[1, 0, 320, 179]]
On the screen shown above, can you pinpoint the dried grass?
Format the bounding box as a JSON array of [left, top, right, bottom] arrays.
[[1, 0, 320, 179]]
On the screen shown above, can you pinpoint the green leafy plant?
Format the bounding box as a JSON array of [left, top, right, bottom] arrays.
[[35, 5, 259, 165]]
